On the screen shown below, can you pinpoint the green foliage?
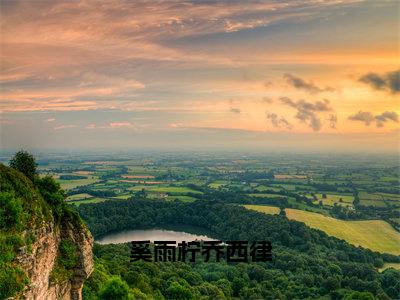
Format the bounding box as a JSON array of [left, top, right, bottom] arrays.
[[0, 163, 49, 298], [0, 264, 29, 299], [50, 239, 79, 284], [59, 175, 87, 180], [36, 176, 65, 206], [0, 158, 85, 298], [380, 268, 400, 299], [344, 291, 375, 300], [0, 192, 24, 230], [59, 239, 78, 269], [165, 280, 196, 300], [9, 150, 37, 182], [98, 277, 132, 300], [80, 200, 400, 299]]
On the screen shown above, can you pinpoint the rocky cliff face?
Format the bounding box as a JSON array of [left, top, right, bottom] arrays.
[[16, 221, 93, 300]]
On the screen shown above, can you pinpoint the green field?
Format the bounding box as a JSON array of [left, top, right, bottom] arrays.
[[244, 205, 280, 215], [359, 191, 383, 200], [208, 181, 229, 188], [142, 186, 203, 195], [166, 195, 196, 202], [311, 193, 354, 207], [254, 185, 283, 192], [248, 193, 286, 198], [360, 199, 387, 207], [66, 193, 92, 201], [113, 194, 132, 199], [376, 193, 400, 202], [58, 176, 99, 190], [286, 209, 400, 255], [245, 205, 400, 255], [69, 197, 107, 206]]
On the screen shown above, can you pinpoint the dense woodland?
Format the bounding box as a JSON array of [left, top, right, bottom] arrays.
[[78, 199, 400, 299], [2, 151, 399, 299]]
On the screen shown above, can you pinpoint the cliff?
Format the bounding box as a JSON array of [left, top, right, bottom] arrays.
[[0, 164, 93, 299]]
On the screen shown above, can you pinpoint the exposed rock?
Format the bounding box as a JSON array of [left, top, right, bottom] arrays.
[[15, 221, 93, 300]]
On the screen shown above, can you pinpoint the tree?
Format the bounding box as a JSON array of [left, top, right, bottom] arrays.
[[99, 277, 132, 300], [344, 291, 374, 300], [279, 207, 286, 217], [165, 281, 195, 299], [36, 176, 65, 206], [9, 150, 37, 182]]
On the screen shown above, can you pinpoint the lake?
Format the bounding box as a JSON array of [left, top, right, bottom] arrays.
[[96, 228, 217, 244]]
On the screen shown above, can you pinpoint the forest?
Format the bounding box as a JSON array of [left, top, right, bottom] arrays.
[[78, 199, 400, 299]]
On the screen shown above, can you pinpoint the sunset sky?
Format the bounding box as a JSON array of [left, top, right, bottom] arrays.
[[1, 0, 399, 152]]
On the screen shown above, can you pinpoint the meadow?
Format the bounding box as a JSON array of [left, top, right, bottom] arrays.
[[245, 205, 400, 255]]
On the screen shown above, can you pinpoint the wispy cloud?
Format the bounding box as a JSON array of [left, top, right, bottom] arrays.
[[280, 97, 332, 131], [85, 121, 137, 130], [266, 112, 292, 130], [0, 0, 371, 113], [348, 111, 399, 127], [262, 97, 273, 103], [230, 107, 241, 114], [54, 124, 78, 130], [358, 69, 400, 94], [109, 122, 136, 129], [283, 73, 334, 94]]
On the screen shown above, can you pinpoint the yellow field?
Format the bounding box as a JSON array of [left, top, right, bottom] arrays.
[[286, 209, 400, 255], [245, 205, 400, 255], [244, 205, 280, 215], [379, 263, 400, 272]]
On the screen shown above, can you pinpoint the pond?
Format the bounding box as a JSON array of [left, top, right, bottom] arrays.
[[96, 227, 217, 244]]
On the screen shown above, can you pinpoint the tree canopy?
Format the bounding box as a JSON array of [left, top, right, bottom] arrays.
[[9, 150, 37, 182]]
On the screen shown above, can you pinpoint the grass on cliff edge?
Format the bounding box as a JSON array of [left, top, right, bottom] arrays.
[[244, 204, 400, 255], [0, 163, 84, 299]]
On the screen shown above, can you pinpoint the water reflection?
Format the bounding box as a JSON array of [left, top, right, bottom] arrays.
[[96, 228, 216, 244]]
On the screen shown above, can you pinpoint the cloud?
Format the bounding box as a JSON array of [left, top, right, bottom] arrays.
[[280, 97, 332, 131], [230, 107, 241, 114], [375, 111, 399, 127], [169, 123, 184, 128], [264, 81, 273, 88], [86, 124, 96, 129], [262, 97, 273, 103], [266, 112, 292, 130], [54, 124, 78, 130], [283, 73, 334, 94], [328, 114, 337, 129], [109, 122, 136, 129], [348, 111, 374, 125], [359, 69, 400, 93], [0, 0, 369, 113], [348, 111, 399, 127], [84, 122, 137, 130]]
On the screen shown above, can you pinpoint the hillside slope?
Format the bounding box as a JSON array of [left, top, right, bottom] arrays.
[[0, 164, 93, 299]]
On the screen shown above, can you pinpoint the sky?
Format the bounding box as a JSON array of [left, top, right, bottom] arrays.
[[0, 0, 399, 153]]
